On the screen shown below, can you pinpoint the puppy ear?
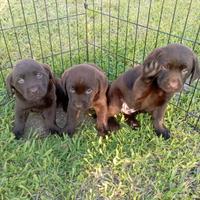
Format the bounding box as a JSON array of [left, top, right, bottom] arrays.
[[189, 55, 200, 84], [6, 72, 14, 95], [61, 70, 70, 93], [42, 64, 54, 80], [94, 72, 108, 100]]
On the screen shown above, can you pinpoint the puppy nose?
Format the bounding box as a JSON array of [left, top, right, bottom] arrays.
[[169, 79, 180, 90], [29, 86, 39, 94]]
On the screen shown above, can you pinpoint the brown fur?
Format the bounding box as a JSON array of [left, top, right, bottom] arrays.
[[107, 43, 200, 139], [6, 59, 68, 139], [61, 63, 108, 137]]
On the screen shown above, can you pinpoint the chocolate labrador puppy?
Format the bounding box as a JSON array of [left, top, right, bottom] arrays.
[[107, 43, 200, 139], [62, 63, 108, 137], [6, 59, 67, 139]]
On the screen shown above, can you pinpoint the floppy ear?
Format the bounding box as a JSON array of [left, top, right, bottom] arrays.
[[189, 55, 200, 84], [42, 64, 54, 80], [94, 72, 108, 101], [6, 72, 14, 95], [61, 70, 70, 94]]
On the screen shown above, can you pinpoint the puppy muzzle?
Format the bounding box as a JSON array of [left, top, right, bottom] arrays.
[[26, 86, 46, 101]]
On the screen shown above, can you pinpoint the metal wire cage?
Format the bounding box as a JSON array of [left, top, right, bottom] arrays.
[[0, 0, 199, 131]]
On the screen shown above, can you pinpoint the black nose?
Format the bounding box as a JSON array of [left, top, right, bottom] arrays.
[[168, 79, 181, 90], [29, 86, 39, 94]]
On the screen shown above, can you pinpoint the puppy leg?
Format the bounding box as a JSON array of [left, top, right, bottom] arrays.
[[13, 107, 28, 139], [93, 97, 108, 137], [107, 94, 122, 132], [42, 103, 61, 136], [65, 103, 80, 137], [124, 112, 140, 129], [152, 104, 170, 140]]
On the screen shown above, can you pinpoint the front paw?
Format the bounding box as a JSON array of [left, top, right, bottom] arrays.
[[13, 128, 24, 140], [126, 119, 140, 129], [96, 124, 108, 137], [143, 61, 161, 78], [66, 126, 76, 138], [49, 126, 62, 136], [155, 128, 171, 140], [107, 117, 120, 132]]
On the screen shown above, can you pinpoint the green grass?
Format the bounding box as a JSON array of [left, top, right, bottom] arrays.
[[0, 0, 200, 199]]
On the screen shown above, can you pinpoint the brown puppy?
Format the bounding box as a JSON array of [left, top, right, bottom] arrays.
[[6, 59, 67, 139], [62, 63, 108, 137], [107, 43, 200, 139]]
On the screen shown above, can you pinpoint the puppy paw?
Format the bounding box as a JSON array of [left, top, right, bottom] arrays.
[[49, 126, 62, 136], [126, 119, 140, 129], [155, 128, 171, 140], [107, 117, 120, 132], [143, 61, 161, 78], [97, 125, 108, 137], [13, 128, 24, 140], [66, 127, 75, 138]]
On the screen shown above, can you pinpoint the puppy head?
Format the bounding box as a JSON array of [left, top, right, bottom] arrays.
[[6, 59, 53, 101], [62, 64, 107, 110], [144, 43, 200, 93]]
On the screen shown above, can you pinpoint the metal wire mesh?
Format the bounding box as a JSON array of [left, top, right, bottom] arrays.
[[0, 0, 199, 131]]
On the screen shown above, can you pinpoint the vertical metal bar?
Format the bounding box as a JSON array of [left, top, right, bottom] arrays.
[[92, 0, 96, 63], [84, 0, 89, 62], [0, 20, 12, 98], [100, 0, 103, 67], [192, 25, 200, 50], [75, 0, 81, 63], [115, 0, 121, 78], [107, 0, 111, 79], [65, 0, 72, 66], [184, 26, 199, 121], [175, 0, 193, 112], [0, 20, 13, 67], [55, 0, 64, 71], [44, 0, 55, 67], [180, 0, 193, 43], [19, 0, 33, 58], [7, 0, 22, 58], [132, 0, 140, 65], [154, 0, 165, 48], [177, 25, 199, 108], [32, 0, 44, 62], [184, 79, 199, 120], [142, 0, 152, 61], [0, 66, 10, 102], [194, 114, 200, 130], [123, 0, 131, 72], [167, 0, 178, 44]]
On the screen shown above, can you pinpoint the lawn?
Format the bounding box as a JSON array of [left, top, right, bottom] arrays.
[[0, 0, 200, 199]]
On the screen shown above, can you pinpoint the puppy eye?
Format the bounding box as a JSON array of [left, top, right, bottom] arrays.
[[85, 88, 93, 94], [36, 72, 43, 79], [17, 78, 25, 84], [70, 87, 75, 93]]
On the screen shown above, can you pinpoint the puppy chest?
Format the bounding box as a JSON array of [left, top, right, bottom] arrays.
[[27, 98, 54, 112], [139, 91, 167, 111]]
